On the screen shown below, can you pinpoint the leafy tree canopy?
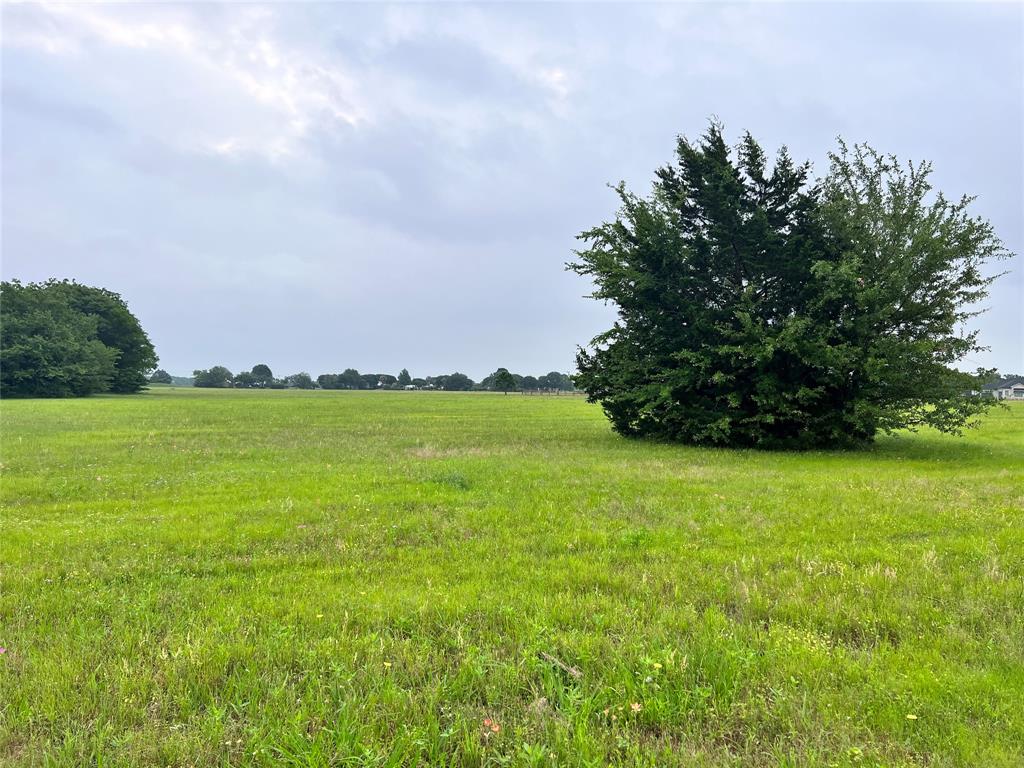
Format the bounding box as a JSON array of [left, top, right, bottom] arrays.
[[0, 279, 156, 398], [537, 371, 575, 391], [193, 366, 233, 388], [490, 368, 517, 393], [149, 369, 173, 384], [442, 372, 474, 391], [45, 281, 157, 393], [569, 123, 1008, 448], [251, 364, 274, 386], [287, 372, 315, 389]]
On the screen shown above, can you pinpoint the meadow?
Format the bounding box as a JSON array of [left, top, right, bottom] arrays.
[[1, 389, 1021, 767]]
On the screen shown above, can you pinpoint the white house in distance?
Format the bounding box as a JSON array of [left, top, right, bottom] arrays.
[[981, 375, 1024, 400]]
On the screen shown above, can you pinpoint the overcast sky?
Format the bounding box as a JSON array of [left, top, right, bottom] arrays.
[[2, 2, 1021, 379]]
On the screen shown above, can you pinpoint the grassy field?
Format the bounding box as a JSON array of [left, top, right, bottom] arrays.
[[1, 389, 1022, 767]]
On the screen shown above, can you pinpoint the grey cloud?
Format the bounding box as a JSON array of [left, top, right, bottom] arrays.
[[2, 2, 1020, 378]]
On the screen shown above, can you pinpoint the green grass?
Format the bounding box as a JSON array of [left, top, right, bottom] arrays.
[[1, 389, 1022, 767]]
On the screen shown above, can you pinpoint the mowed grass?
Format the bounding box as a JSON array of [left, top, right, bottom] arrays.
[[1, 390, 1022, 767]]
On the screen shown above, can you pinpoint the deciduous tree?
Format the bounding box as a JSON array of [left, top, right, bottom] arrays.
[[251, 364, 274, 387], [0, 279, 155, 397], [491, 368, 517, 394], [193, 366, 233, 388]]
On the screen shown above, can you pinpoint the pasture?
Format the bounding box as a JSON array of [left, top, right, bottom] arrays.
[[1, 389, 1022, 767]]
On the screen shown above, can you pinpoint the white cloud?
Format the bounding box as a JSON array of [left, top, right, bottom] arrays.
[[3, 2, 366, 161], [2, 2, 583, 163]]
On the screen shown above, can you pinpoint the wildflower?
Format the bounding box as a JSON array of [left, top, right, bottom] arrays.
[[0, 647, 6, 655], [383, 661, 392, 668], [631, 702, 642, 713], [906, 714, 918, 720], [653, 662, 662, 669]]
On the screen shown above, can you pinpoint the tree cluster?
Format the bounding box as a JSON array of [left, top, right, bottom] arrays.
[[570, 123, 1008, 448], [192, 364, 316, 390], [1, 280, 157, 397], [187, 365, 575, 392], [314, 367, 574, 392], [478, 369, 575, 393]]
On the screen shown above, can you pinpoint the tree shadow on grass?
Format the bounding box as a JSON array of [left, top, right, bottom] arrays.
[[606, 423, 1019, 470]]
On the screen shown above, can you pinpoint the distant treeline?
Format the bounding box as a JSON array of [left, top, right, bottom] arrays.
[[154, 365, 575, 392]]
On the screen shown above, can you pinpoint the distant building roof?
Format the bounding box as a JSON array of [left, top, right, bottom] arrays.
[[982, 375, 1024, 391]]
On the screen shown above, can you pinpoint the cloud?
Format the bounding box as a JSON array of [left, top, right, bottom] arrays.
[[2, 1, 1020, 377], [3, 3, 365, 160]]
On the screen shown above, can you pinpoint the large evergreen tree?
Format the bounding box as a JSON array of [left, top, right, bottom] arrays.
[[569, 124, 1007, 448]]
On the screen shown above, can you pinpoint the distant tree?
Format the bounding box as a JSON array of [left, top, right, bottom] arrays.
[[397, 368, 412, 387], [317, 373, 340, 389], [0, 280, 118, 397], [491, 368, 517, 394], [148, 369, 173, 385], [234, 371, 257, 388], [193, 366, 233, 388], [251, 364, 274, 387], [443, 372, 474, 391], [570, 123, 1007, 447], [339, 369, 363, 389], [47, 281, 157, 393], [411, 377, 427, 388], [538, 372, 574, 391], [360, 373, 380, 389], [287, 372, 315, 389], [521, 375, 539, 390]]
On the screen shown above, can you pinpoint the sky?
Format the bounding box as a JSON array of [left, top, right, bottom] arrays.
[[2, 2, 1021, 380]]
